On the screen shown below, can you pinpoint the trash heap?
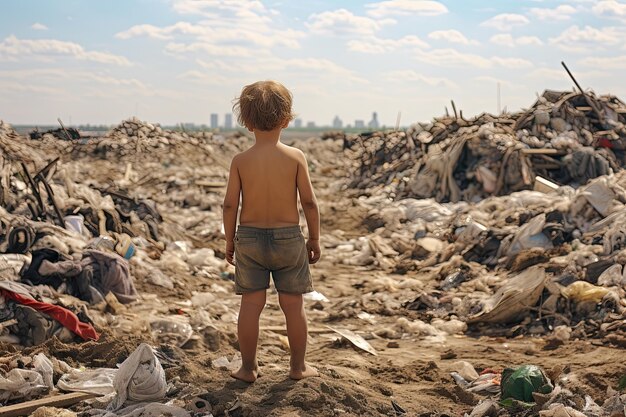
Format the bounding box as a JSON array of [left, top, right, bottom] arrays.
[[80, 117, 247, 164], [346, 90, 626, 202], [0, 120, 19, 140]]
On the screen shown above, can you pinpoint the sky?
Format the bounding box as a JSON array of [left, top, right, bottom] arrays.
[[1, 0, 626, 127]]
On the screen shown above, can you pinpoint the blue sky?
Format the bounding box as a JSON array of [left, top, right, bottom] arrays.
[[1, 0, 625, 127]]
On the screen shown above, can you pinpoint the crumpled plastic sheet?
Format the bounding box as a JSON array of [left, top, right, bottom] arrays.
[[57, 367, 117, 396], [107, 343, 167, 411], [0, 369, 48, 402], [87, 402, 190, 417]]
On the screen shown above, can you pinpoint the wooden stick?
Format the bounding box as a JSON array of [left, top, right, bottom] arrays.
[[0, 392, 98, 417], [37, 176, 65, 228], [521, 148, 560, 155], [561, 61, 605, 125], [20, 163, 45, 220], [451, 100, 458, 119], [261, 326, 330, 334], [57, 118, 72, 141]]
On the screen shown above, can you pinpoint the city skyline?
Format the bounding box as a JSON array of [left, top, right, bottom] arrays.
[[2, 1, 626, 126], [203, 111, 388, 130]]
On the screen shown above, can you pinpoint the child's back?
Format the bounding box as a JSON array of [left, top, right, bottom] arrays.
[[236, 142, 306, 228]]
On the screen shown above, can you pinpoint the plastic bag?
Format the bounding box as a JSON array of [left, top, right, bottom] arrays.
[[150, 317, 193, 347], [32, 353, 54, 390], [57, 367, 117, 396], [0, 368, 48, 401], [561, 281, 610, 303], [107, 343, 167, 411], [501, 364, 553, 403]]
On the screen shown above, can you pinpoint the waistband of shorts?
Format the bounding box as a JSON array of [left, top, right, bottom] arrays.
[[237, 225, 301, 235]]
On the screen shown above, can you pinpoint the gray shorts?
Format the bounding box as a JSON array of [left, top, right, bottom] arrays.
[[234, 225, 313, 295]]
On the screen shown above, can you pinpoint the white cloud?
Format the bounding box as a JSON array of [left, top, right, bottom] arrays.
[[307, 9, 394, 36], [31, 23, 48, 31], [593, 0, 626, 21], [365, 0, 448, 18], [0, 35, 131, 66], [116, 22, 206, 40], [348, 35, 428, 53], [118, 21, 303, 49], [529, 5, 577, 20], [414, 48, 491, 68], [549, 25, 626, 52], [579, 55, 626, 69], [413, 47, 533, 69], [473, 76, 524, 90], [527, 66, 610, 80], [118, 0, 304, 53], [491, 57, 533, 69], [0, 81, 62, 95], [480, 14, 529, 31], [428, 29, 479, 45], [384, 70, 457, 87], [172, 0, 269, 21], [0, 68, 148, 89], [490, 34, 543, 47], [164, 42, 256, 57], [186, 57, 369, 85], [526, 68, 565, 80]]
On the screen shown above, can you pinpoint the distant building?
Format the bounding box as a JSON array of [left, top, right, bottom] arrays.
[[294, 118, 303, 128], [368, 112, 379, 129], [332, 116, 343, 129], [224, 113, 233, 130], [306, 121, 316, 128], [354, 120, 365, 129], [210, 113, 218, 129], [182, 123, 196, 130]]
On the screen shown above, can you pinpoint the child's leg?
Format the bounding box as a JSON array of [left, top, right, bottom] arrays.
[[231, 290, 266, 382], [278, 292, 319, 379]]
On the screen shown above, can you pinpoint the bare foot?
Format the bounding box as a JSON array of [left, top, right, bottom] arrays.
[[289, 363, 319, 380], [230, 366, 259, 383]]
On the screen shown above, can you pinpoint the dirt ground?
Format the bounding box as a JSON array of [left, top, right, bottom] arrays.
[[3, 132, 626, 417]]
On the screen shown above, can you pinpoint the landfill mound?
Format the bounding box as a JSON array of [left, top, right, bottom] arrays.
[[0, 105, 624, 417], [0, 120, 19, 140], [40, 117, 251, 166], [347, 90, 626, 202]]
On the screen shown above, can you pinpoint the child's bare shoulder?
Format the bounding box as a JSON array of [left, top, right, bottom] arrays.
[[280, 144, 306, 161]]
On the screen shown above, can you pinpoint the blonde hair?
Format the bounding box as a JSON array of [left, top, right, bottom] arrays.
[[233, 80, 295, 131]]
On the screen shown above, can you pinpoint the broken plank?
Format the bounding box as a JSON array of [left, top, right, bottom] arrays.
[[261, 326, 330, 334], [195, 180, 227, 188], [0, 392, 98, 417], [521, 148, 561, 155]]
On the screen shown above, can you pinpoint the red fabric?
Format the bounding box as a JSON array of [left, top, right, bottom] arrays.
[[2, 290, 99, 341], [596, 138, 614, 149]]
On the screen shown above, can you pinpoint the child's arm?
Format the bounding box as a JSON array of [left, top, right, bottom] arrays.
[[296, 150, 321, 264], [223, 156, 241, 265]]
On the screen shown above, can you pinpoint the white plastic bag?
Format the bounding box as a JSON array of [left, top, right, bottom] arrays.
[[0, 368, 48, 401], [107, 344, 167, 411]]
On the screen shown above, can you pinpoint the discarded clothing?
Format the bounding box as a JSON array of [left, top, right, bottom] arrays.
[[1, 289, 98, 341], [80, 250, 137, 304]]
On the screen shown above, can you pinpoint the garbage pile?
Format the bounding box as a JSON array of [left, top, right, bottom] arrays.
[[456, 362, 626, 416], [329, 171, 626, 341], [0, 122, 171, 346], [0, 120, 19, 140], [74, 117, 248, 164], [346, 90, 626, 202], [30, 127, 81, 141]]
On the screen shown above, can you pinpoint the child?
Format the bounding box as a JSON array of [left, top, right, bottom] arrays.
[[223, 80, 321, 382]]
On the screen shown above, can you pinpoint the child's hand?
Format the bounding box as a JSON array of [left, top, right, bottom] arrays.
[[226, 240, 235, 265], [306, 239, 321, 264]]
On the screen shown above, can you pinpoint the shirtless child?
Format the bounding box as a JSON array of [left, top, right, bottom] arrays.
[[223, 80, 321, 382]]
